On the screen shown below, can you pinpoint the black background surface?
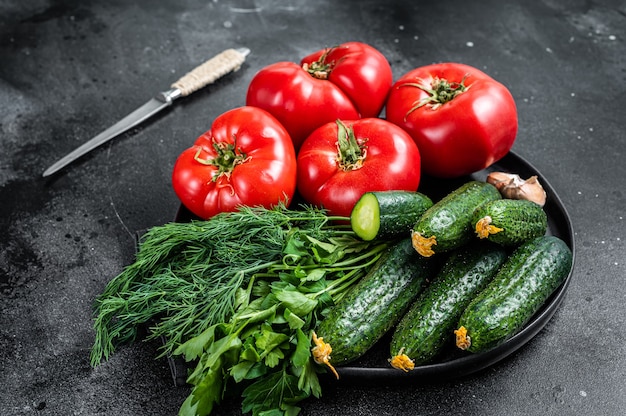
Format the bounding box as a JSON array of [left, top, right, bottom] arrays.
[[1, 1, 625, 415]]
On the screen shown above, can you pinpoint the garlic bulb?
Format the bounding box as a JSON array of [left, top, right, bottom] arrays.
[[486, 172, 547, 207]]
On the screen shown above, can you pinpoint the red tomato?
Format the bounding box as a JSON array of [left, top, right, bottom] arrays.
[[172, 106, 297, 219], [246, 42, 393, 151], [297, 118, 421, 217], [385, 63, 518, 178]]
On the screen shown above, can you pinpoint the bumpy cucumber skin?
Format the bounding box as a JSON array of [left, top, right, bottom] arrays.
[[390, 243, 507, 366], [351, 191, 433, 241], [472, 199, 548, 246], [458, 235, 573, 353], [315, 238, 438, 365], [413, 181, 501, 254]]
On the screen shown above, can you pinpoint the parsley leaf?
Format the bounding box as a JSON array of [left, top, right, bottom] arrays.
[[241, 367, 305, 416]]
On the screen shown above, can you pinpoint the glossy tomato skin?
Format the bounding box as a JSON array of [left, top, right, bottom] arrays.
[[172, 106, 297, 219], [300, 42, 393, 119], [385, 63, 518, 178], [245, 62, 359, 152], [297, 118, 421, 217], [246, 42, 392, 151]]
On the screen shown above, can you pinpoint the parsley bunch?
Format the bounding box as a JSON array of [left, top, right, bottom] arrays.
[[91, 204, 388, 415]]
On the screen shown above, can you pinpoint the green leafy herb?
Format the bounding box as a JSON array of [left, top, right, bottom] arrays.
[[91, 204, 389, 415]]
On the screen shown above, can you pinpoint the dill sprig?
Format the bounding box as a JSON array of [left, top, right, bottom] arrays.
[[91, 204, 365, 366]]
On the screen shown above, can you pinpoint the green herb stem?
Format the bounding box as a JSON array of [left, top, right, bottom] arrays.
[[325, 242, 388, 269]]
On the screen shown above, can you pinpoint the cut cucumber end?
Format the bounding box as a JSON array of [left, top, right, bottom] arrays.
[[350, 193, 381, 241]]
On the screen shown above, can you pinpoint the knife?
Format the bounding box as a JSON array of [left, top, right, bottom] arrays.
[[43, 47, 251, 177]]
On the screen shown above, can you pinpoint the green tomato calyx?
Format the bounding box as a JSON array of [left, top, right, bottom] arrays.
[[335, 120, 367, 171], [194, 136, 249, 183], [302, 46, 339, 80], [403, 74, 471, 117]]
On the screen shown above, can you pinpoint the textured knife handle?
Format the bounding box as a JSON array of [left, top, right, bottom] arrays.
[[171, 48, 247, 96]]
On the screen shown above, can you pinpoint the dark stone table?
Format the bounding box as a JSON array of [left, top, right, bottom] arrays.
[[2, 0, 625, 414]]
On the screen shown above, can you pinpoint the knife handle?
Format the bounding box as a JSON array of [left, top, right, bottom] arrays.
[[171, 48, 249, 96]]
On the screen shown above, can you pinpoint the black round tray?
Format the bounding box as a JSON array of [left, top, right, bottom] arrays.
[[171, 150, 575, 386]]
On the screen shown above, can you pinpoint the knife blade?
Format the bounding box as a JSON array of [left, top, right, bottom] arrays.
[[43, 47, 250, 177]]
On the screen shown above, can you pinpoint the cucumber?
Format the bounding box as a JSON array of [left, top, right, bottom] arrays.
[[312, 238, 438, 372], [350, 191, 433, 241], [455, 235, 573, 353], [411, 181, 501, 257], [389, 243, 507, 370], [472, 199, 548, 246]]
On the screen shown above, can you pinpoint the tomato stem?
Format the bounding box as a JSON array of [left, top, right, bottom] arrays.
[[402, 74, 470, 118], [335, 120, 367, 171], [302, 46, 338, 80], [193, 136, 249, 182]]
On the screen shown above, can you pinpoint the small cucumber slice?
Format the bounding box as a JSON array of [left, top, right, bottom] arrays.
[[350, 191, 433, 241]]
